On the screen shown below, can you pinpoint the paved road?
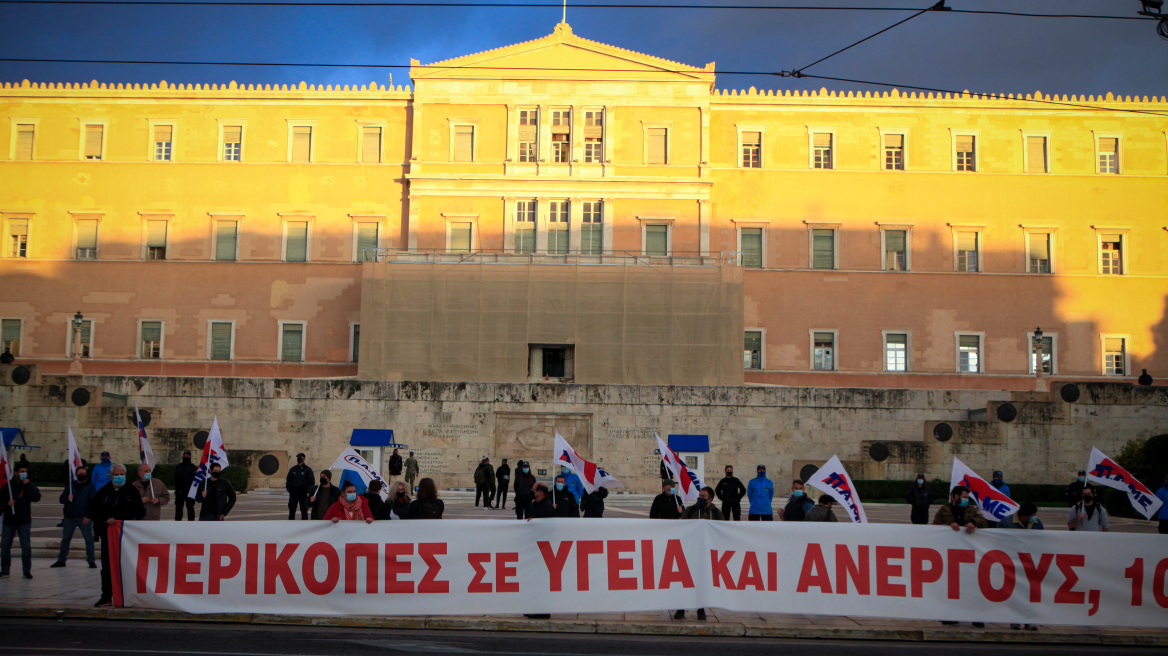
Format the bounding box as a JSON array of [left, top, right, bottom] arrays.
[[0, 619, 1155, 656]]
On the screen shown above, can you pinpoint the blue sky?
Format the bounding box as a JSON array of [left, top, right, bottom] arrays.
[[1, 0, 1165, 97]]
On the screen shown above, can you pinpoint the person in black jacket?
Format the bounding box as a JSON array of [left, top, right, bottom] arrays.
[[387, 448, 404, 487], [196, 463, 237, 521], [494, 459, 511, 510], [173, 450, 198, 521], [551, 475, 580, 518], [581, 486, 608, 518], [285, 452, 313, 520], [407, 478, 444, 519], [513, 460, 536, 520], [906, 473, 934, 525], [388, 482, 411, 519], [53, 466, 97, 568], [1065, 470, 1095, 507], [90, 463, 146, 606], [649, 480, 684, 519], [363, 480, 386, 519], [309, 470, 341, 520], [529, 483, 555, 519], [715, 466, 746, 521], [0, 463, 41, 579]]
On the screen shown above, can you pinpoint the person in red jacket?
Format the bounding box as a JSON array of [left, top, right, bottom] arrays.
[[324, 481, 374, 524]]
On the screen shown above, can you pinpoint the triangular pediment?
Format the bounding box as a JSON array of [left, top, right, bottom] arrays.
[[410, 23, 715, 83]]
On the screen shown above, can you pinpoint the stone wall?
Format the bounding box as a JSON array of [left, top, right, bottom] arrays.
[[1, 373, 1164, 493]]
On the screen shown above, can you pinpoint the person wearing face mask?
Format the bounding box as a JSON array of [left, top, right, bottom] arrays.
[[91, 451, 112, 491], [1067, 487, 1108, 532], [89, 463, 145, 606], [130, 463, 170, 521], [0, 464, 41, 580], [715, 466, 746, 521], [905, 473, 934, 525], [494, 458, 511, 510], [559, 466, 584, 504], [1065, 469, 1094, 506], [778, 480, 814, 522], [746, 465, 774, 521], [999, 501, 1044, 530], [285, 452, 314, 520], [528, 483, 556, 519], [196, 463, 237, 521], [389, 482, 411, 519], [580, 485, 609, 518], [650, 480, 685, 519], [674, 487, 724, 621], [309, 470, 341, 520], [325, 481, 375, 523], [53, 466, 97, 569], [990, 470, 1012, 499], [174, 450, 198, 521], [552, 475, 580, 518], [932, 486, 988, 534], [513, 460, 537, 520]]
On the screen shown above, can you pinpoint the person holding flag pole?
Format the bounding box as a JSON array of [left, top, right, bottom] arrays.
[[134, 401, 156, 501], [51, 428, 96, 569], [188, 417, 234, 521]]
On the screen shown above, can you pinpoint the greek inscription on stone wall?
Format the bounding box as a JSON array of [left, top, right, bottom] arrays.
[[412, 448, 448, 475], [422, 425, 480, 439], [604, 428, 661, 478]]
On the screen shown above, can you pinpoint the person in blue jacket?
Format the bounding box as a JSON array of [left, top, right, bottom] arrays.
[[559, 465, 584, 503], [90, 451, 112, 491], [991, 470, 1012, 499], [746, 464, 774, 521], [1155, 473, 1168, 535]]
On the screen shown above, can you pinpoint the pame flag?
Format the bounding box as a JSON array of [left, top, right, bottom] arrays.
[[134, 401, 156, 469], [187, 417, 228, 500], [950, 457, 1020, 522], [655, 433, 705, 503], [806, 455, 867, 523], [1086, 447, 1163, 520], [553, 432, 623, 494], [331, 448, 388, 501]]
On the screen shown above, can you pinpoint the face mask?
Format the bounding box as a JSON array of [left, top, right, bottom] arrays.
[[17, 472, 27, 481], [142, 473, 152, 481], [1078, 476, 1085, 483], [959, 498, 970, 508], [696, 498, 708, 509], [396, 492, 405, 498], [112, 475, 126, 487], [1082, 496, 1094, 504], [102, 458, 110, 464], [562, 467, 570, 475], [792, 489, 803, 497], [726, 471, 733, 477], [917, 479, 924, 485], [667, 488, 676, 496], [991, 480, 1002, 487], [345, 492, 357, 502], [320, 478, 328, 485], [757, 471, 765, 478], [77, 476, 88, 483], [210, 471, 220, 479], [297, 459, 304, 464], [555, 483, 564, 491], [182, 457, 191, 463], [523, 468, 530, 474], [1028, 516, 1038, 524]]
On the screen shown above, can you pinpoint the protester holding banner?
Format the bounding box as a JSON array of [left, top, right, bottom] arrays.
[[407, 478, 444, 519], [52, 466, 97, 569], [285, 453, 313, 521], [905, 473, 933, 525], [1157, 474, 1168, 534], [309, 470, 340, 520], [174, 450, 197, 521], [746, 465, 774, 521], [680, 486, 723, 521], [196, 463, 236, 521], [90, 463, 145, 606], [512, 460, 536, 520], [804, 496, 838, 522], [932, 485, 988, 533], [581, 486, 608, 518], [0, 463, 40, 579], [494, 458, 511, 510], [778, 480, 814, 521], [1066, 488, 1108, 532], [389, 482, 411, 519], [325, 481, 375, 523], [131, 464, 170, 521], [552, 475, 580, 518], [715, 466, 745, 521], [650, 480, 684, 519], [998, 502, 1043, 530], [363, 481, 386, 519], [529, 483, 555, 519]]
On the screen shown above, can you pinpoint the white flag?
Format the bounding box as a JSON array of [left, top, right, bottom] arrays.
[[66, 427, 84, 484], [1086, 447, 1163, 520], [553, 432, 622, 494], [950, 457, 1020, 522], [188, 417, 228, 500], [655, 433, 704, 503], [806, 455, 867, 523], [134, 401, 156, 469], [331, 448, 389, 501]]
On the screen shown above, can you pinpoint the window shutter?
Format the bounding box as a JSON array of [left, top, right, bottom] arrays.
[[281, 325, 303, 362], [886, 333, 907, 345], [210, 323, 232, 360], [956, 231, 977, 252], [76, 220, 98, 250], [883, 134, 903, 149], [356, 222, 378, 259], [85, 126, 103, 158], [1099, 137, 1118, 155], [813, 133, 832, 149], [647, 128, 667, 165], [885, 230, 906, 252], [744, 331, 762, 351], [285, 221, 308, 262], [141, 321, 162, 343], [10, 219, 28, 237], [742, 131, 761, 146], [1028, 233, 1049, 260], [1104, 337, 1123, 352], [1, 320, 19, 343], [518, 124, 537, 142], [223, 126, 242, 143], [956, 135, 975, 152], [292, 126, 312, 162], [812, 229, 834, 269], [959, 335, 979, 349], [741, 228, 762, 268], [450, 222, 472, 251], [1101, 233, 1121, 244], [146, 220, 167, 248], [645, 225, 668, 256], [584, 112, 603, 138], [154, 125, 172, 144], [454, 125, 473, 162], [79, 320, 92, 349], [362, 127, 381, 163], [1026, 136, 1046, 172], [216, 221, 237, 261], [16, 126, 34, 160], [584, 124, 602, 138]]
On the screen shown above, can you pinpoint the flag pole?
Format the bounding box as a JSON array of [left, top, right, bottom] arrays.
[[134, 401, 154, 500]]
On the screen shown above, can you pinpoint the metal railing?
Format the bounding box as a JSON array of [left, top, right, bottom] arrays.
[[363, 248, 741, 267]]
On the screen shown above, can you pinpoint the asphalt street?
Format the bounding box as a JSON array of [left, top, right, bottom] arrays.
[[2, 620, 1164, 656]]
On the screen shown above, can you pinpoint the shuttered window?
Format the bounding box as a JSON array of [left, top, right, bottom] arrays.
[[281, 323, 303, 362], [740, 228, 762, 268], [885, 333, 908, 372], [76, 219, 98, 259], [361, 126, 381, 163], [1, 319, 21, 357], [551, 110, 570, 163], [741, 131, 761, 168], [285, 221, 308, 262], [584, 112, 603, 163], [956, 135, 976, 171], [145, 220, 167, 260], [140, 321, 162, 359], [153, 125, 172, 161], [356, 222, 378, 261], [209, 322, 232, 361], [812, 133, 833, 169], [958, 334, 981, 373], [292, 126, 312, 162], [223, 126, 242, 161], [548, 201, 569, 255], [70, 319, 92, 358], [450, 222, 472, 252], [453, 125, 474, 162], [514, 201, 536, 253], [216, 221, 238, 261], [1098, 137, 1119, 174], [647, 128, 668, 165], [9, 219, 28, 258], [744, 331, 762, 370], [15, 125, 34, 161], [1026, 136, 1047, 173], [812, 229, 835, 269], [1028, 232, 1051, 273], [581, 201, 602, 255], [645, 225, 668, 257], [884, 133, 904, 170], [518, 110, 537, 162], [955, 231, 978, 272], [84, 125, 104, 160]]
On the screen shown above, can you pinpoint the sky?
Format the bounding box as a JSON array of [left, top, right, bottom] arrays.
[[0, 0, 1165, 97]]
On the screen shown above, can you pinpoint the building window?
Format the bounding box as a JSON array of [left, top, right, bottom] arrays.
[[1030, 334, 1054, 374], [1103, 336, 1126, 376], [884, 333, 908, 372], [8, 219, 28, 258], [145, 220, 167, 260], [75, 219, 99, 259], [740, 227, 763, 268], [69, 319, 92, 358], [285, 221, 309, 262], [584, 111, 603, 163], [1100, 233, 1124, 275], [955, 231, 979, 272], [518, 110, 538, 163], [957, 333, 981, 373], [647, 127, 668, 165], [548, 200, 569, 255], [350, 323, 360, 364], [215, 220, 238, 261], [209, 322, 233, 361], [449, 222, 472, 252], [812, 331, 835, 371], [355, 222, 378, 261], [361, 126, 382, 164], [956, 135, 977, 172], [84, 125, 104, 160], [1028, 232, 1051, 273], [812, 132, 833, 169], [884, 229, 907, 271], [811, 228, 835, 269], [744, 330, 763, 370], [551, 110, 570, 163], [1097, 137, 1119, 174], [280, 323, 305, 362], [15, 124, 34, 161], [514, 200, 536, 254], [153, 124, 173, 161], [884, 133, 905, 170], [222, 125, 242, 161], [581, 201, 603, 255], [453, 125, 474, 162], [645, 224, 669, 257], [140, 321, 163, 359], [1026, 135, 1048, 173], [529, 344, 574, 381], [1, 319, 22, 357], [291, 126, 312, 163], [741, 131, 761, 168]]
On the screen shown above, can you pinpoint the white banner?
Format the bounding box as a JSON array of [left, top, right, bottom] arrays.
[[110, 519, 1168, 628], [1086, 447, 1163, 520]]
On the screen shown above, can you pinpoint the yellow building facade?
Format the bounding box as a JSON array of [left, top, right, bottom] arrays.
[[2, 23, 1166, 389]]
